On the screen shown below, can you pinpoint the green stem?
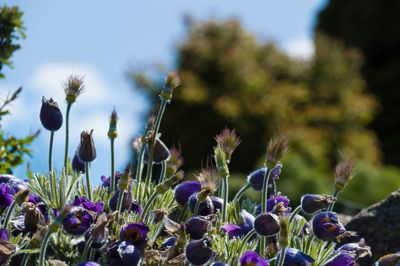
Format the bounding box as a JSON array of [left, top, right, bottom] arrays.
[[50, 171, 59, 208], [233, 183, 251, 203], [116, 189, 126, 213], [110, 138, 115, 192], [144, 99, 168, 187], [142, 192, 158, 221], [81, 236, 93, 262], [288, 205, 302, 225], [194, 198, 201, 215], [239, 229, 256, 255], [327, 190, 339, 212], [135, 145, 146, 201], [39, 230, 52, 266], [277, 247, 286, 266], [222, 175, 229, 221], [49, 131, 54, 173], [20, 253, 30, 266], [64, 102, 72, 169], [2, 200, 17, 228], [158, 160, 167, 184], [260, 167, 272, 256], [85, 162, 92, 201]]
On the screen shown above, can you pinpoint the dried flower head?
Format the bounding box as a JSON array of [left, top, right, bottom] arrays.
[[214, 128, 241, 163], [160, 72, 181, 101], [166, 146, 184, 176], [108, 109, 118, 139], [63, 74, 85, 104], [196, 168, 221, 195], [266, 133, 289, 167], [334, 160, 356, 191]]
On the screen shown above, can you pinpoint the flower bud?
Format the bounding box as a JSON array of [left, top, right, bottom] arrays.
[[312, 211, 346, 241], [40, 97, 63, 131], [247, 167, 268, 191], [282, 247, 314, 266], [106, 241, 141, 266], [210, 196, 223, 212], [62, 206, 93, 236], [108, 109, 118, 139], [188, 193, 214, 216], [120, 222, 149, 247], [214, 146, 229, 177], [72, 152, 85, 173], [156, 170, 184, 194], [254, 213, 280, 237], [185, 238, 214, 265], [377, 253, 400, 266], [186, 216, 211, 239], [72, 196, 104, 214], [109, 190, 132, 212], [301, 194, 335, 214], [78, 130, 96, 162], [174, 181, 201, 205], [14, 188, 29, 206], [144, 138, 170, 164], [239, 250, 269, 266]]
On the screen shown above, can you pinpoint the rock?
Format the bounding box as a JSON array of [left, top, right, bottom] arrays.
[[345, 190, 400, 265]]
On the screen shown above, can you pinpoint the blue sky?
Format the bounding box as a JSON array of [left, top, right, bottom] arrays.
[[1, 0, 326, 183]]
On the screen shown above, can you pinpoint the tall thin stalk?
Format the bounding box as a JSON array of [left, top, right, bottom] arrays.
[[110, 138, 115, 192], [48, 131, 54, 172], [259, 167, 272, 256], [64, 103, 72, 169], [222, 175, 229, 221], [327, 190, 339, 212], [85, 162, 92, 201], [39, 230, 52, 266]]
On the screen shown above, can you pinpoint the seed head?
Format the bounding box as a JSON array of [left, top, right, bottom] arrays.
[[108, 109, 118, 139], [63, 74, 85, 104], [334, 160, 356, 191], [160, 72, 181, 101], [266, 133, 289, 167], [214, 128, 241, 163], [196, 168, 221, 195]]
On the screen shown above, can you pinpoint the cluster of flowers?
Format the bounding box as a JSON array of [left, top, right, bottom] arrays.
[[0, 72, 397, 265]]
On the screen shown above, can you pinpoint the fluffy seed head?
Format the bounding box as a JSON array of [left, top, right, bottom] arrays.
[[196, 168, 221, 195], [214, 128, 241, 163], [160, 72, 181, 101], [63, 74, 85, 104], [334, 160, 356, 191], [266, 133, 289, 167]]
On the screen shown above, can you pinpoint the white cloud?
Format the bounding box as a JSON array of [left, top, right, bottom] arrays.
[[283, 37, 314, 59]]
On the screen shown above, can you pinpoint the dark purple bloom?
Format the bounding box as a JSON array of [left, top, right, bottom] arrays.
[[106, 241, 141, 266], [186, 216, 210, 239], [247, 167, 268, 191], [144, 138, 170, 164], [0, 183, 14, 212], [185, 238, 214, 265], [109, 190, 132, 212], [239, 250, 269, 266], [161, 236, 176, 249], [0, 229, 8, 241], [130, 201, 142, 215], [211, 262, 229, 266], [301, 194, 334, 214], [0, 175, 26, 192], [174, 181, 201, 205], [188, 193, 214, 216], [77, 262, 101, 266], [72, 153, 85, 173], [283, 247, 314, 266], [266, 195, 291, 214], [210, 196, 223, 212], [62, 207, 93, 236], [221, 210, 254, 238], [254, 212, 280, 236], [312, 211, 346, 241], [324, 251, 355, 266], [40, 97, 63, 131], [101, 172, 121, 192], [120, 222, 149, 246], [73, 196, 104, 214]]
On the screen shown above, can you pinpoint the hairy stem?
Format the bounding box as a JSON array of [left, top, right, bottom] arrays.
[[259, 167, 272, 256], [327, 190, 339, 212], [85, 162, 92, 201], [39, 230, 52, 266], [232, 183, 251, 203], [48, 131, 54, 172], [222, 175, 229, 221], [64, 102, 72, 169], [110, 138, 115, 192]]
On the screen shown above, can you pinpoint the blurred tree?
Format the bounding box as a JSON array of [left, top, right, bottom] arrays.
[[130, 19, 399, 207], [0, 5, 38, 174], [317, 0, 400, 165]]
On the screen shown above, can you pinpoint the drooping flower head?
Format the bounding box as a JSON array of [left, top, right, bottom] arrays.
[[78, 130, 96, 162], [63, 74, 85, 104], [62, 206, 93, 236], [221, 210, 254, 238], [85, 213, 108, 249], [39, 97, 63, 131], [254, 212, 280, 237], [334, 160, 355, 191], [266, 195, 291, 215], [301, 194, 335, 214], [0, 183, 14, 212], [106, 241, 141, 266], [174, 180, 201, 205], [189, 193, 214, 216], [186, 216, 211, 240], [266, 133, 289, 167], [338, 238, 372, 259], [185, 238, 214, 266], [72, 196, 104, 214], [282, 247, 314, 266], [312, 211, 346, 241], [239, 250, 269, 266], [214, 128, 241, 163], [120, 222, 149, 246]]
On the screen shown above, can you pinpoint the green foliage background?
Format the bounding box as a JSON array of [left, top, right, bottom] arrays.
[[131, 19, 400, 210]]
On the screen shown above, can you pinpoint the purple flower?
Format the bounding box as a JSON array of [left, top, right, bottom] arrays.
[[77, 262, 101, 266], [301, 194, 334, 214], [160, 236, 176, 249], [188, 193, 214, 216], [62, 207, 93, 236], [0, 174, 27, 192], [72, 152, 86, 173], [101, 172, 121, 192], [0, 183, 14, 212], [312, 211, 346, 241], [174, 181, 201, 205], [239, 250, 269, 266], [40, 97, 63, 131], [73, 196, 104, 214], [186, 216, 211, 239], [247, 167, 281, 192], [130, 201, 142, 215], [0, 229, 8, 241], [283, 247, 314, 266], [109, 190, 132, 212], [185, 238, 214, 265], [266, 195, 290, 213], [210, 196, 223, 212], [221, 210, 254, 238], [324, 251, 355, 266], [120, 222, 149, 246], [106, 241, 141, 266], [254, 212, 280, 236]]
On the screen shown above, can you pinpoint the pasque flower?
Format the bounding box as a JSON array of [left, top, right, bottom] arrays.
[[174, 181, 201, 205], [282, 247, 314, 266], [312, 211, 346, 241], [239, 250, 269, 266], [62, 207, 94, 236], [254, 212, 280, 237], [72, 151, 85, 173], [73, 196, 104, 214], [85, 213, 108, 249], [248, 167, 281, 191], [40, 97, 63, 131], [0, 183, 14, 213], [144, 138, 170, 164], [186, 216, 211, 239], [109, 189, 133, 212], [334, 160, 355, 191], [323, 251, 355, 266], [221, 210, 254, 238], [188, 193, 214, 216], [78, 130, 96, 162], [106, 241, 141, 266], [301, 194, 335, 214], [120, 222, 149, 246], [185, 238, 214, 265]]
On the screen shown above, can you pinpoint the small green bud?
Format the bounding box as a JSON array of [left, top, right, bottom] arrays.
[[118, 164, 131, 191], [214, 147, 229, 177], [156, 171, 184, 194], [159, 72, 181, 101], [108, 109, 118, 139]]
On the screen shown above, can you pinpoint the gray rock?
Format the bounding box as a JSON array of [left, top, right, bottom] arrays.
[[345, 189, 400, 265]]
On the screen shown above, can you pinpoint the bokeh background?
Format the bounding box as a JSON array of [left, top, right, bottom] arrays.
[[1, 0, 400, 213]]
